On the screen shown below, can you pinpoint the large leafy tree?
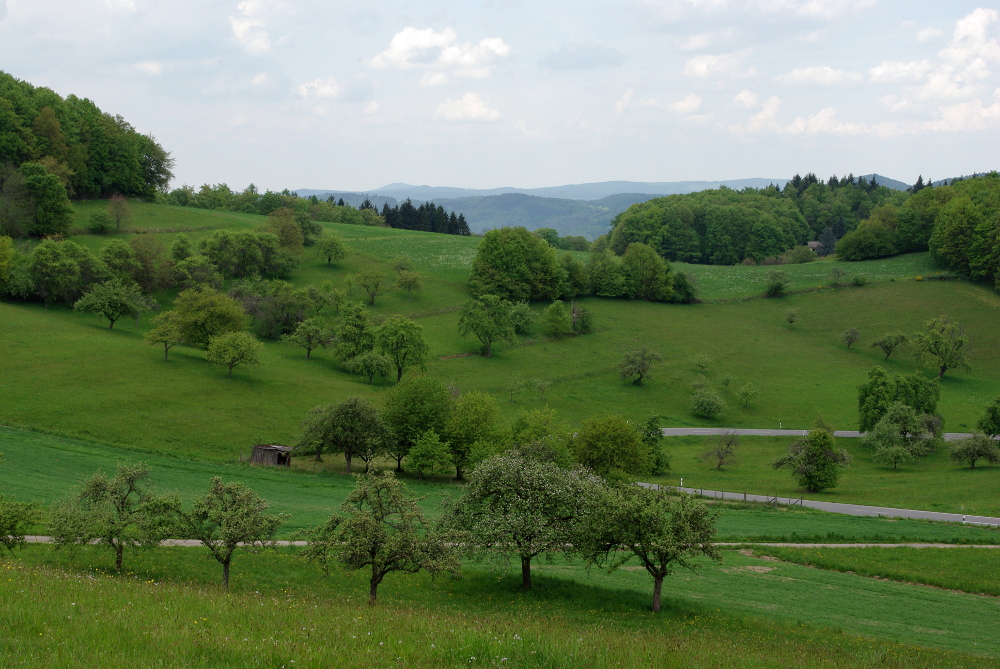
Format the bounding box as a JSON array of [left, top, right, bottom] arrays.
[[178, 477, 285, 589], [573, 414, 652, 481], [334, 301, 373, 360], [978, 396, 1000, 438], [374, 315, 429, 382], [619, 344, 663, 386], [443, 390, 507, 479], [48, 463, 177, 572], [281, 317, 333, 359], [457, 294, 516, 357], [772, 421, 851, 492], [913, 315, 972, 379], [469, 226, 560, 302], [297, 397, 390, 472], [18, 161, 73, 237], [172, 287, 248, 347], [621, 242, 674, 301], [857, 366, 939, 432], [301, 472, 459, 604], [143, 310, 184, 361], [206, 331, 263, 377], [580, 487, 720, 613], [382, 375, 453, 471], [444, 453, 604, 589], [73, 279, 153, 329]]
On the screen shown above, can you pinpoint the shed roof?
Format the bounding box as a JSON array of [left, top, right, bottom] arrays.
[[252, 444, 295, 452]]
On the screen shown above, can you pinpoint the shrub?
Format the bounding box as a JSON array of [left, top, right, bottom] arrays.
[[764, 270, 789, 297], [88, 211, 114, 235], [852, 275, 868, 286], [783, 245, 816, 264], [691, 388, 726, 419]]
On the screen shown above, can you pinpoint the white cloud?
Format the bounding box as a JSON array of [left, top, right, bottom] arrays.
[[434, 93, 501, 121], [420, 72, 449, 87], [106, 0, 134, 9], [364, 100, 379, 115], [730, 95, 781, 134], [668, 93, 702, 113], [615, 89, 634, 114], [682, 51, 753, 78], [916, 27, 943, 43], [251, 72, 270, 87], [679, 33, 712, 50], [230, 1, 272, 55], [774, 65, 863, 86], [869, 60, 933, 83], [134, 61, 162, 75], [539, 42, 626, 70], [733, 89, 759, 108], [756, 0, 875, 20], [369, 27, 510, 83], [298, 77, 340, 100], [613, 88, 661, 114], [786, 107, 865, 135]]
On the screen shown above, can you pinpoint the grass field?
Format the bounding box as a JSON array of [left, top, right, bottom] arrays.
[[5, 543, 1000, 666], [5, 426, 1000, 543], [675, 253, 946, 302], [755, 546, 1000, 596]]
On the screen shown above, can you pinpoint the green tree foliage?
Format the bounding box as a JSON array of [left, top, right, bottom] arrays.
[[73, 279, 153, 329], [443, 453, 604, 589], [18, 161, 73, 236], [395, 270, 422, 297], [669, 271, 699, 303], [381, 199, 470, 235], [177, 477, 284, 590], [608, 185, 813, 264], [0, 451, 41, 554], [280, 317, 333, 359], [172, 288, 248, 348], [443, 390, 507, 479], [641, 415, 671, 474], [457, 294, 516, 357], [913, 315, 972, 379], [870, 333, 907, 360], [382, 376, 453, 471], [772, 421, 851, 492], [573, 414, 651, 481], [977, 396, 1000, 438], [950, 435, 1000, 470], [169, 234, 192, 262], [691, 387, 726, 419], [143, 310, 183, 362], [297, 397, 390, 472], [764, 270, 789, 297], [737, 382, 760, 408], [107, 194, 132, 232], [587, 250, 627, 297], [316, 235, 347, 265], [206, 331, 263, 377], [129, 236, 172, 294], [260, 207, 304, 252], [354, 269, 391, 306], [857, 366, 940, 432], [580, 488, 720, 613], [835, 211, 898, 261], [407, 430, 453, 479], [570, 301, 593, 334], [374, 316, 428, 382], [228, 279, 314, 339], [173, 255, 223, 291], [346, 349, 393, 384], [619, 344, 662, 386], [48, 463, 177, 572], [301, 472, 460, 604], [27, 239, 107, 306], [0, 72, 174, 201], [510, 408, 575, 467], [841, 328, 861, 349], [334, 301, 373, 361], [99, 238, 142, 283], [469, 226, 561, 302], [861, 403, 940, 469], [199, 230, 296, 279], [621, 242, 674, 301], [539, 300, 573, 337]]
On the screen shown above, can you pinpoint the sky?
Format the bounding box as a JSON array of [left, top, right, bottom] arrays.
[[1, 0, 998, 192]]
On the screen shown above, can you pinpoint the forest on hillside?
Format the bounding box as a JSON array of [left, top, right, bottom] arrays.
[[0, 71, 173, 237]]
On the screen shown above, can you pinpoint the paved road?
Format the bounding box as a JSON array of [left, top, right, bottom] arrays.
[[660, 427, 982, 442], [637, 483, 1000, 526]]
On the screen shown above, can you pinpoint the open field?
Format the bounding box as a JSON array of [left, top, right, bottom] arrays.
[[755, 545, 1000, 596], [5, 426, 1000, 543], [5, 544, 1000, 666]]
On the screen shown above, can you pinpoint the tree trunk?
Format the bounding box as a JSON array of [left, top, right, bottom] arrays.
[[939, 366, 947, 379], [228, 365, 234, 377], [521, 556, 532, 590], [484, 340, 492, 358], [115, 544, 124, 572], [396, 456, 404, 472], [345, 454, 352, 474], [652, 576, 663, 613], [369, 574, 382, 605], [222, 559, 230, 590], [108, 319, 116, 330], [306, 348, 312, 359], [397, 366, 403, 382], [163, 344, 169, 362]]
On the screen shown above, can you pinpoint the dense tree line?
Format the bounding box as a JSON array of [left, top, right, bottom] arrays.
[[0, 71, 173, 238], [606, 175, 902, 266], [381, 199, 471, 235], [167, 184, 471, 237], [468, 226, 696, 304]]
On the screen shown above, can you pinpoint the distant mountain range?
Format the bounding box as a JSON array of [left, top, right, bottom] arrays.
[[295, 174, 952, 239]]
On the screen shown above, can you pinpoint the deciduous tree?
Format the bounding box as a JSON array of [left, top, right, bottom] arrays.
[[206, 331, 263, 376], [913, 315, 971, 379], [172, 288, 248, 347], [772, 421, 850, 492], [143, 310, 183, 361], [281, 317, 333, 359], [573, 414, 651, 481], [382, 376, 453, 472], [870, 333, 907, 360], [841, 328, 861, 349], [950, 435, 1000, 470], [580, 488, 720, 613], [443, 390, 507, 479], [178, 477, 285, 589], [73, 279, 153, 329], [301, 472, 459, 604], [703, 431, 739, 470], [374, 316, 428, 382], [619, 344, 662, 386], [977, 396, 1000, 438], [457, 294, 516, 358], [354, 270, 391, 306], [296, 397, 389, 472], [443, 453, 604, 589]]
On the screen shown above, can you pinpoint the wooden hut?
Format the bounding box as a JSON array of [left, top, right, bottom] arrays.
[[249, 444, 294, 467]]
